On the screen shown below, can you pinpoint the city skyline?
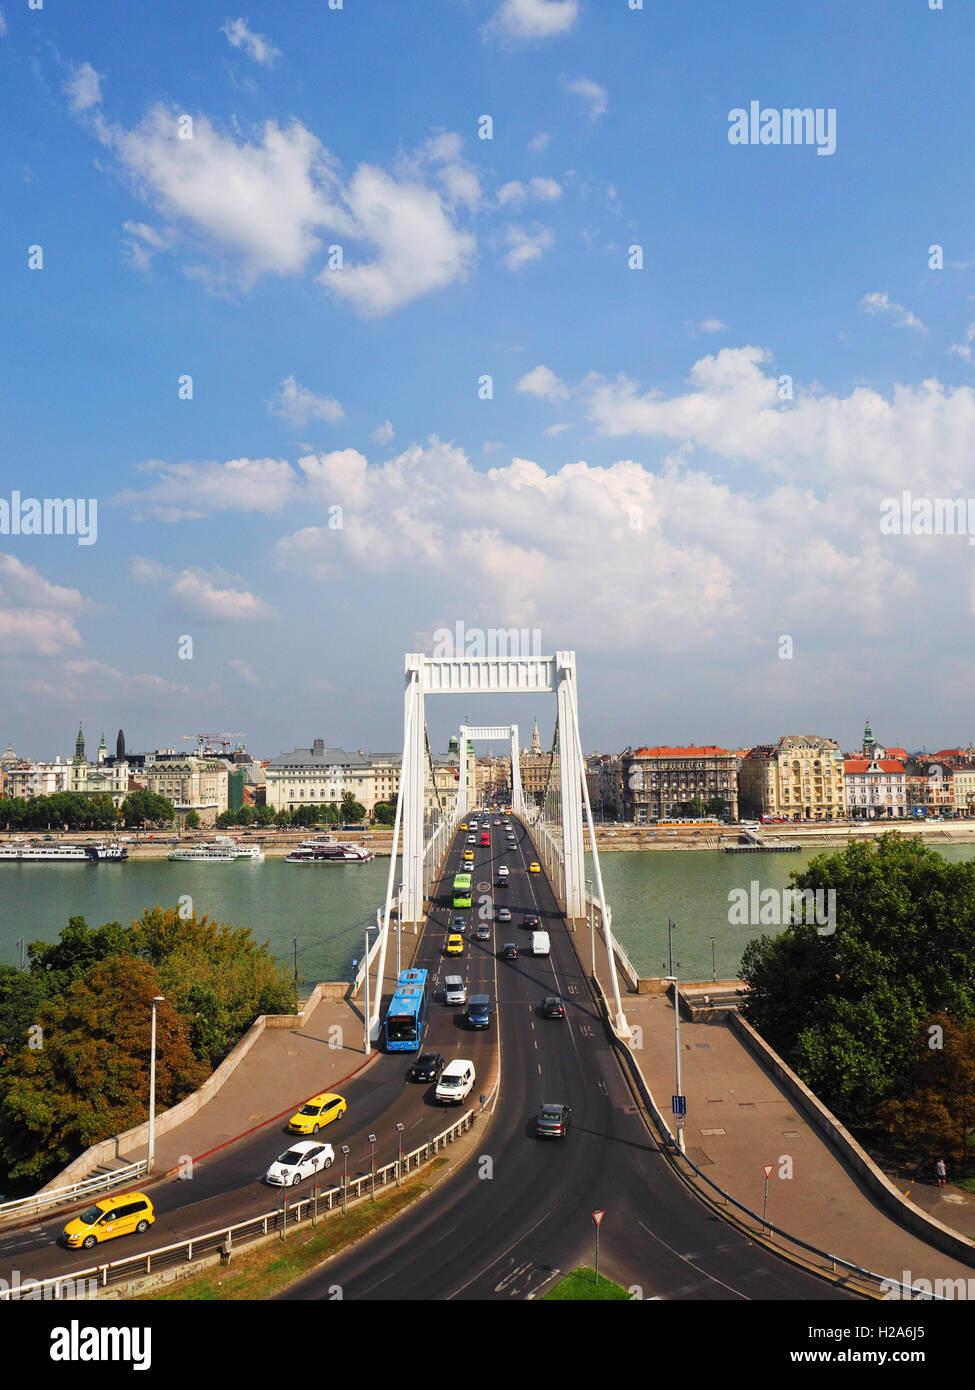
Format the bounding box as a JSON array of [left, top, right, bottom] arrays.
[[4, 3, 975, 754]]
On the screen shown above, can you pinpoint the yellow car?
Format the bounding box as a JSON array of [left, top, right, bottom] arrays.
[[288, 1092, 347, 1135], [445, 933, 464, 955], [460, 822, 468, 831], [463, 849, 474, 862], [62, 1192, 154, 1250], [529, 861, 541, 873]]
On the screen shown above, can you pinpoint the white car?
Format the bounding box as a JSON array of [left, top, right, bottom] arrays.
[[265, 1140, 335, 1186], [435, 1058, 476, 1104]]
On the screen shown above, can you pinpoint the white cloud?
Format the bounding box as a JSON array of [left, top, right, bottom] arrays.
[[949, 324, 975, 363], [543, 422, 572, 436], [0, 555, 95, 613], [517, 364, 570, 402], [122, 219, 172, 273], [490, 0, 580, 40], [566, 77, 608, 123], [269, 375, 345, 426], [370, 419, 395, 445], [0, 557, 96, 658], [131, 557, 275, 620], [116, 457, 298, 521], [0, 10, 7, 38], [228, 657, 260, 685], [66, 62, 103, 113], [859, 291, 926, 333], [698, 318, 728, 334], [503, 223, 553, 270], [482, 440, 504, 454], [221, 17, 281, 66], [527, 131, 550, 154], [529, 176, 562, 201], [25, 659, 190, 703], [497, 176, 561, 207], [497, 181, 527, 207], [317, 164, 476, 316]]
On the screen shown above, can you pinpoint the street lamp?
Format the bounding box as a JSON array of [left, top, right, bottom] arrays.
[[397, 882, 403, 976], [665, 975, 685, 1154], [148, 995, 165, 1173], [396, 1121, 405, 1186], [368, 1134, 377, 1201], [710, 936, 716, 983], [362, 924, 377, 1056], [341, 1144, 350, 1214], [586, 878, 594, 975]]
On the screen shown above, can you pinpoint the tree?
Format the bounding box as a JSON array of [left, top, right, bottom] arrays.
[[0, 956, 207, 1185], [741, 835, 975, 1121], [876, 1014, 975, 1171], [236, 804, 255, 826], [372, 801, 396, 826], [184, 809, 201, 830], [121, 790, 175, 828], [340, 792, 365, 823], [253, 804, 276, 826], [705, 796, 730, 818], [275, 808, 293, 827], [215, 810, 236, 829], [676, 798, 707, 819]]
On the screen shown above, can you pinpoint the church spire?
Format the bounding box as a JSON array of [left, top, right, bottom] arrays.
[[531, 718, 541, 754], [74, 723, 86, 764]]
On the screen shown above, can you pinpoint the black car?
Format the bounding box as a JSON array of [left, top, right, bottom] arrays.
[[542, 995, 565, 1018], [524, 913, 540, 930], [501, 942, 519, 960], [536, 1102, 572, 1138], [409, 1052, 446, 1083]]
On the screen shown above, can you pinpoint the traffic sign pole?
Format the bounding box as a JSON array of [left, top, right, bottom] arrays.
[[592, 1210, 604, 1284], [763, 1164, 773, 1228]]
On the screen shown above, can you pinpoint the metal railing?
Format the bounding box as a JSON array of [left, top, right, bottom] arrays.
[[0, 1108, 477, 1300], [0, 1159, 150, 1227]]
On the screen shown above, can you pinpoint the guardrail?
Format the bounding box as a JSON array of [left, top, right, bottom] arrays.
[[0, 1159, 150, 1227], [0, 1108, 477, 1300]]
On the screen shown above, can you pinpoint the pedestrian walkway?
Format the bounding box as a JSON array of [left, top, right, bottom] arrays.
[[586, 936, 975, 1288]]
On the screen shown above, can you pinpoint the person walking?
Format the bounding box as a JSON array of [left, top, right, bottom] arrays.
[[936, 1158, 947, 1189]]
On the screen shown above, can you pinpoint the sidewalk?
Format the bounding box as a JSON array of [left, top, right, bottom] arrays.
[[588, 942, 975, 1287]]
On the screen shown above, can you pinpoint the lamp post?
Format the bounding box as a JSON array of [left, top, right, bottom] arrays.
[[341, 1144, 350, 1214], [368, 1134, 377, 1201], [363, 924, 376, 1055], [397, 883, 403, 976], [586, 878, 594, 974], [710, 936, 716, 983], [396, 1121, 405, 1187], [665, 975, 685, 1154], [148, 995, 165, 1173], [293, 936, 299, 990]]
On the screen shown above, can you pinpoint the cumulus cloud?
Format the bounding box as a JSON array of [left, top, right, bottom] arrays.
[[131, 557, 275, 620], [25, 659, 190, 703], [115, 457, 298, 521], [527, 131, 551, 154], [370, 419, 395, 445], [543, 422, 572, 436], [122, 219, 172, 273], [698, 318, 728, 334], [503, 223, 553, 270], [66, 62, 103, 113], [497, 176, 561, 207], [859, 291, 926, 333], [269, 375, 345, 426], [0, 10, 7, 38], [517, 365, 570, 402], [566, 77, 608, 123], [221, 17, 281, 65], [489, 0, 580, 40], [0, 557, 97, 658]]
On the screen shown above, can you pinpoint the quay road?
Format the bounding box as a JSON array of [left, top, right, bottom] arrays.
[[283, 816, 851, 1302], [1, 815, 850, 1299]]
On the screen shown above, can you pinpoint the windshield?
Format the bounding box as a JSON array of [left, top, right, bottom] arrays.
[[78, 1205, 103, 1226], [540, 1109, 562, 1122], [440, 1075, 462, 1087], [387, 1016, 417, 1041], [278, 1149, 306, 1166], [298, 1104, 320, 1116]]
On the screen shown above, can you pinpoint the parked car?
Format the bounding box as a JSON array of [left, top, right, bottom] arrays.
[[536, 1102, 572, 1138], [265, 1140, 334, 1186]]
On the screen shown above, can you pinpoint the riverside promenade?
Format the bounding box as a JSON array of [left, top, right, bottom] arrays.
[[586, 935, 975, 1291]]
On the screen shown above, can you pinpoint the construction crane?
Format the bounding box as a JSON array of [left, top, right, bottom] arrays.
[[182, 733, 247, 755]]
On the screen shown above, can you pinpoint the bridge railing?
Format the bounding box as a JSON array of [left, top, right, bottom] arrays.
[[0, 1159, 150, 1228], [0, 1107, 478, 1301]]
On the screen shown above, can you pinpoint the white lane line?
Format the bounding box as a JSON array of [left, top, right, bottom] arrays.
[[637, 1221, 751, 1300], [447, 1206, 558, 1299]]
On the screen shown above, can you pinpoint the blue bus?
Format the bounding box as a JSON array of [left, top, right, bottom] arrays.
[[384, 968, 429, 1051]]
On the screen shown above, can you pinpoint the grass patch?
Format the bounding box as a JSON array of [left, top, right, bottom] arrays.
[[140, 1161, 447, 1301], [543, 1267, 632, 1301]]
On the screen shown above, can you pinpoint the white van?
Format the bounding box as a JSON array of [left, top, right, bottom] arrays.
[[444, 975, 467, 1005], [530, 931, 551, 956], [435, 1058, 476, 1104]]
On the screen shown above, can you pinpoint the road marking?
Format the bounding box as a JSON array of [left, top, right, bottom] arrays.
[[447, 1206, 559, 1299], [637, 1221, 750, 1300]]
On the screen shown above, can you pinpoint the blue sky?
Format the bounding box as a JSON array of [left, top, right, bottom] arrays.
[[3, 0, 975, 761]]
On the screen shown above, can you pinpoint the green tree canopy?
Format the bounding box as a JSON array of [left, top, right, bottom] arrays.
[[121, 789, 175, 828], [740, 834, 975, 1121], [184, 809, 201, 829], [340, 792, 365, 823]]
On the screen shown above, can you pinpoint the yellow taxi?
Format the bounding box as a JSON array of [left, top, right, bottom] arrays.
[[460, 822, 468, 831], [463, 849, 474, 862], [529, 861, 541, 873], [288, 1092, 347, 1135], [62, 1192, 154, 1250], [445, 933, 465, 955]]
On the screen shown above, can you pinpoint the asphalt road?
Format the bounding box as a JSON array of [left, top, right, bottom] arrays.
[[281, 813, 852, 1302]]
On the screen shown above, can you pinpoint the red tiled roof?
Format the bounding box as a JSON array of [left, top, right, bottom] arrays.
[[885, 747, 907, 760], [844, 759, 906, 774]]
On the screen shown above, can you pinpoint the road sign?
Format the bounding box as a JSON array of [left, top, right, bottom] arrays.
[[592, 1210, 605, 1227], [675, 1114, 685, 1129], [763, 1164, 773, 1178], [672, 1095, 686, 1116]]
